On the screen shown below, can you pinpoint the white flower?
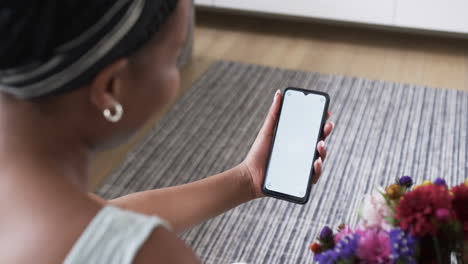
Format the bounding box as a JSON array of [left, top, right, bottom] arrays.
[[359, 189, 394, 231]]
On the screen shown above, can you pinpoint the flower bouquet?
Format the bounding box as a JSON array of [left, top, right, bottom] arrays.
[[310, 177, 468, 263]]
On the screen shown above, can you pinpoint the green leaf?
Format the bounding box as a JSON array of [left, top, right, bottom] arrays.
[[336, 259, 354, 264], [379, 191, 397, 213], [432, 236, 443, 264], [385, 216, 397, 226]]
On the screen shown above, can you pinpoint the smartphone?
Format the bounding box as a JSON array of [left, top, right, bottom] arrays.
[[262, 87, 330, 204]]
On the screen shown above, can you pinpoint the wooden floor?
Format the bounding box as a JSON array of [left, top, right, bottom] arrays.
[[89, 10, 468, 191]]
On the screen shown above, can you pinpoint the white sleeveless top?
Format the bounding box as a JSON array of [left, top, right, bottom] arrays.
[[64, 206, 171, 264]]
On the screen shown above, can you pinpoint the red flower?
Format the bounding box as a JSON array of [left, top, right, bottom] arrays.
[[309, 242, 322, 254], [396, 185, 454, 237], [451, 184, 468, 239]]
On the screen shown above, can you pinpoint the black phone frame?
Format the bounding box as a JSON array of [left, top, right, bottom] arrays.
[[262, 87, 330, 204]]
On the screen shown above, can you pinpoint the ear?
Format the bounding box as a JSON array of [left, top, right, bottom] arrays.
[[89, 59, 129, 112]]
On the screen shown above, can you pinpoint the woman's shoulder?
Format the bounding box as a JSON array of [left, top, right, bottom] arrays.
[[65, 205, 199, 264], [64, 206, 165, 263], [133, 225, 201, 264], [0, 195, 102, 264]]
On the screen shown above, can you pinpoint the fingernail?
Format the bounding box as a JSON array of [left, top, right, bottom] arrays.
[[273, 90, 280, 102], [318, 140, 325, 149], [318, 157, 323, 164], [330, 121, 335, 129]]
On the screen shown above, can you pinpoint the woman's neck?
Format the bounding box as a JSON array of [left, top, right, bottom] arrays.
[[0, 97, 94, 192]]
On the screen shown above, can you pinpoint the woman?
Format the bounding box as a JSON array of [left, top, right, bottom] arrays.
[[0, 0, 333, 263]]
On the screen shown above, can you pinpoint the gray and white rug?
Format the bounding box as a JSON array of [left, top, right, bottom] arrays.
[[97, 61, 468, 264]]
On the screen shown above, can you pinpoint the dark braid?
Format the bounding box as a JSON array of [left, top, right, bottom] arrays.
[[0, 0, 179, 98], [0, 0, 120, 69]]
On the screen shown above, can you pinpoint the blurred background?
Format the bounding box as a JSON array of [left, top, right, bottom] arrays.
[[90, 0, 468, 190]]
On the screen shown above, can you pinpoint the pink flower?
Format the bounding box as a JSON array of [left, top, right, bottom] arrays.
[[334, 226, 354, 243], [359, 191, 394, 231], [355, 228, 392, 263], [435, 208, 451, 222]]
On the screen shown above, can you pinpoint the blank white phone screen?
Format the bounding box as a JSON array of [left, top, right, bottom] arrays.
[[265, 90, 326, 198]]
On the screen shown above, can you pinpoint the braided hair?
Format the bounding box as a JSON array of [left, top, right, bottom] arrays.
[[0, 0, 179, 99]]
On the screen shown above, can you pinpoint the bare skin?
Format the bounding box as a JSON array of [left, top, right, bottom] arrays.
[[0, 0, 333, 263]]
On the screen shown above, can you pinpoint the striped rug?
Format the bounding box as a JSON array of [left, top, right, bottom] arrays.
[[97, 61, 468, 264]]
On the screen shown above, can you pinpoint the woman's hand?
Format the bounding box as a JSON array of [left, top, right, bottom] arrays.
[[240, 90, 334, 199]]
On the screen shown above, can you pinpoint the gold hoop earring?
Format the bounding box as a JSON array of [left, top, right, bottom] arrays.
[[103, 103, 123, 123]]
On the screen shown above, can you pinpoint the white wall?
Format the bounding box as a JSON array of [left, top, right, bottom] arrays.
[[395, 0, 468, 34], [195, 0, 214, 6], [214, 0, 394, 25], [197, 0, 468, 35]]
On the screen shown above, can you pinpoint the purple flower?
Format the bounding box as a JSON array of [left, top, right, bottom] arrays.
[[434, 178, 447, 187], [314, 234, 359, 264], [319, 226, 333, 240], [334, 226, 354, 243], [334, 234, 360, 259], [399, 176, 413, 188], [313, 250, 339, 264], [389, 228, 417, 264]]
